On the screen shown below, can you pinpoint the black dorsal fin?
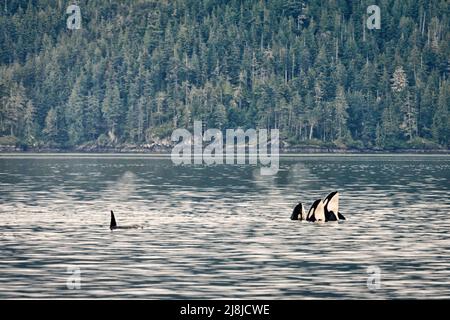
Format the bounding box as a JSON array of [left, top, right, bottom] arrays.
[[110, 210, 117, 229]]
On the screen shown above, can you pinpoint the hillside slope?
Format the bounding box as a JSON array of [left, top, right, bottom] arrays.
[[0, 0, 448, 150]]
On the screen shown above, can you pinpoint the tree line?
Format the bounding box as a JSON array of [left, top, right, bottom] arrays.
[[0, 0, 448, 150]]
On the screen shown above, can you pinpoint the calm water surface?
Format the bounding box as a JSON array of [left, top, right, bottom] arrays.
[[0, 154, 449, 299]]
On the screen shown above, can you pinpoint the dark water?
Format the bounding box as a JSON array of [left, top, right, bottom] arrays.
[[0, 154, 449, 299]]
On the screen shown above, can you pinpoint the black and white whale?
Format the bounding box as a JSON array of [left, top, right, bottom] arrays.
[[323, 191, 346, 221], [306, 199, 326, 222], [291, 192, 346, 223], [110, 210, 143, 230], [290, 202, 306, 220]]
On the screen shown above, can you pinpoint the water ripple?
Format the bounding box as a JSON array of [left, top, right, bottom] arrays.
[[0, 154, 449, 298]]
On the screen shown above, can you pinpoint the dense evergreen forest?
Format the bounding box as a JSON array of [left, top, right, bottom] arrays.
[[0, 0, 448, 151]]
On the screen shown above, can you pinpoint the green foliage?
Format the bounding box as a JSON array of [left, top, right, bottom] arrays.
[[407, 137, 442, 150], [0, 0, 448, 150]]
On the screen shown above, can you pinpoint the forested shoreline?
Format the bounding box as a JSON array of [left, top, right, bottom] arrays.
[[0, 0, 449, 151]]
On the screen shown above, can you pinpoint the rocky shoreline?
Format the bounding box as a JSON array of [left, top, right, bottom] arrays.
[[0, 143, 448, 154]]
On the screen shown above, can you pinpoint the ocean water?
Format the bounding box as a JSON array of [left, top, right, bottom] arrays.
[[0, 154, 449, 299]]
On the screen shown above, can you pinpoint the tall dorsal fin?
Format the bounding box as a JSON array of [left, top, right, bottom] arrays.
[[110, 210, 117, 229]]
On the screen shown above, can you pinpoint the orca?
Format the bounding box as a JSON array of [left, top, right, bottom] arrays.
[[110, 210, 143, 230], [290, 203, 306, 220], [323, 191, 346, 221], [292, 192, 346, 223], [306, 199, 322, 222], [312, 199, 326, 223]]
